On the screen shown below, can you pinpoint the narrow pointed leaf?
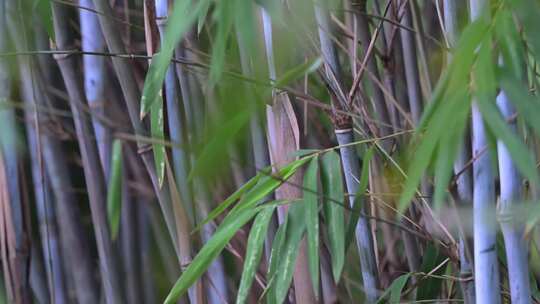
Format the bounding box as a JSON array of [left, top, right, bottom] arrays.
[[164, 207, 259, 304], [321, 151, 345, 282], [375, 273, 411, 304], [151, 95, 165, 186], [304, 157, 319, 297], [236, 205, 276, 304], [140, 0, 210, 117], [274, 202, 306, 304], [274, 57, 323, 88], [107, 140, 123, 240], [265, 217, 288, 303]]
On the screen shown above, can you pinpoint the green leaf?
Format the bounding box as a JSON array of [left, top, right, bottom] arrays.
[[416, 245, 445, 301], [274, 202, 306, 304], [375, 273, 411, 304], [495, 9, 524, 79], [227, 156, 313, 216], [194, 171, 262, 232], [304, 157, 319, 297], [164, 207, 259, 304], [209, 0, 235, 83], [399, 89, 469, 213], [500, 74, 540, 139], [236, 205, 276, 304], [34, 0, 54, 40], [475, 40, 540, 186], [189, 109, 250, 179], [140, 0, 210, 117], [321, 151, 345, 282], [265, 218, 288, 303], [274, 57, 323, 88], [151, 95, 165, 187], [197, 0, 211, 35], [107, 140, 123, 240], [345, 147, 373, 252]]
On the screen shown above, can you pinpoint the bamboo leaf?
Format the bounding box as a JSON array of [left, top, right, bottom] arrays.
[[140, 0, 210, 117], [151, 95, 165, 186], [399, 89, 469, 213], [107, 140, 123, 240], [194, 172, 263, 232], [197, 156, 311, 233], [375, 273, 411, 304], [236, 205, 276, 304], [265, 217, 288, 303], [228, 156, 313, 215], [274, 57, 323, 88], [209, 0, 235, 83], [304, 157, 319, 297], [475, 38, 540, 186], [500, 74, 540, 138], [345, 147, 373, 252], [416, 245, 445, 300], [34, 0, 54, 40], [274, 202, 306, 304], [189, 109, 250, 179], [477, 96, 539, 186], [164, 207, 259, 304], [321, 151, 345, 282]]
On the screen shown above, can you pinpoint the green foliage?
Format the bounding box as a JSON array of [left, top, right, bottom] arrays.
[[416, 245, 446, 301], [236, 205, 276, 304], [321, 151, 345, 282], [33, 0, 54, 40], [375, 273, 411, 304], [140, 0, 210, 117], [304, 157, 320, 297], [164, 206, 260, 303], [150, 96, 165, 186], [272, 202, 307, 304], [107, 140, 123, 240]]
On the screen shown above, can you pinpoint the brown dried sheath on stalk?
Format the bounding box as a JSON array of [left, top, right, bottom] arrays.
[[266, 92, 318, 304]]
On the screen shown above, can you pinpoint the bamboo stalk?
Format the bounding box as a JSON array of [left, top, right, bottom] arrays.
[[0, 3, 30, 301], [398, 0, 423, 126], [91, 0, 181, 253], [496, 91, 531, 303], [80, 0, 112, 177], [237, 11, 277, 263], [315, 3, 380, 302], [121, 181, 142, 304], [51, 4, 123, 303], [155, 0, 193, 223], [351, 0, 393, 139], [5, 3, 99, 302], [469, 2, 501, 303], [443, 1, 475, 302]]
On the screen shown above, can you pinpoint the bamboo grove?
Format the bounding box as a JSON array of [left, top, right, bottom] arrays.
[[3, 0, 540, 303]]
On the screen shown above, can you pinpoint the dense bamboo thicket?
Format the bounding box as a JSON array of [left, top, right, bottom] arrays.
[[3, 0, 540, 303]]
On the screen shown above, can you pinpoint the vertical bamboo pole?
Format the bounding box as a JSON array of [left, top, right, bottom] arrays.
[[5, 2, 99, 302], [470, 2, 501, 303], [315, 3, 379, 302], [443, 1, 475, 302], [497, 91, 531, 303], [51, 4, 123, 303]]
